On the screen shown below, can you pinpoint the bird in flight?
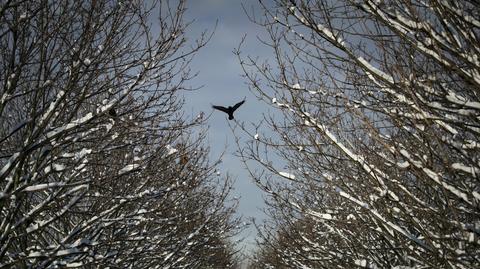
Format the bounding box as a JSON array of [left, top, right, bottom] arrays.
[[212, 99, 246, 120]]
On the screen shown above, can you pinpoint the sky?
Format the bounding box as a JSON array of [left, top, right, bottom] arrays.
[[182, 0, 274, 252]]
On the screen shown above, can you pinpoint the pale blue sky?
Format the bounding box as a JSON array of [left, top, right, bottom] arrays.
[[183, 0, 274, 252]]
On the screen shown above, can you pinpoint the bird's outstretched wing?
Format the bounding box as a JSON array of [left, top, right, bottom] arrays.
[[212, 105, 229, 113], [232, 100, 245, 111]]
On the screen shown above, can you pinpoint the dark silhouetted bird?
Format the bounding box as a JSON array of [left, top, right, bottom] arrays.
[[212, 99, 245, 120]]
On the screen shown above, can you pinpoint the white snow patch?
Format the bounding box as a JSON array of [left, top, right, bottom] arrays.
[[166, 144, 178, 155], [75, 148, 92, 160], [163, 252, 174, 262], [315, 23, 336, 41], [473, 191, 480, 201], [56, 248, 80, 256], [118, 164, 139, 175], [104, 120, 114, 132], [354, 259, 367, 267], [358, 56, 394, 84], [396, 161, 410, 169], [0, 152, 20, 177], [451, 162, 479, 176], [52, 163, 65, 171], [254, 134, 259, 140], [307, 210, 333, 220], [279, 171, 295, 180], [24, 182, 66, 192], [291, 83, 302, 89], [66, 262, 84, 267], [446, 91, 480, 110]]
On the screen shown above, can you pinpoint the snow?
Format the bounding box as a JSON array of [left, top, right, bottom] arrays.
[[305, 113, 388, 187], [272, 97, 277, 104], [396, 161, 410, 168], [38, 90, 65, 124], [339, 188, 434, 249], [423, 167, 470, 204], [53, 163, 66, 171], [299, 17, 308, 25], [163, 252, 174, 262], [24, 182, 66, 192], [66, 262, 84, 268], [118, 164, 139, 175], [26, 220, 47, 232], [388, 191, 400, 202], [279, 171, 295, 180], [254, 134, 259, 140], [292, 83, 302, 89], [468, 232, 475, 243], [60, 184, 88, 198], [83, 58, 91, 65], [354, 259, 367, 267], [56, 248, 81, 256], [315, 24, 336, 41], [28, 251, 45, 258], [399, 146, 472, 204], [166, 144, 178, 155], [75, 148, 92, 160], [446, 91, 480, 110], [451, 162, 479, 176], [46, 112, 94, 139], [0, 92, 10, 106], [399, 149, 410, 159], [357, 56, 394, 84], [104, 120, 114, 132], [0, 152, 21, 183], [473, 191, 480, 201], [307, 210, 333, 220]]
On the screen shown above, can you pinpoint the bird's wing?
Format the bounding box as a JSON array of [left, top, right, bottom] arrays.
[[212, 105, 229, 113], [232, 100, 245, 111]]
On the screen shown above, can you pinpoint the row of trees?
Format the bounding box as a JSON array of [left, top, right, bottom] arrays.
[[1, 0, 240, 268], [240, 0, 479, 268]]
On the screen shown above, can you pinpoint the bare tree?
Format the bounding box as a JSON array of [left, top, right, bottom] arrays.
[[0, 0, 240, 268], [239, 0, 479, 268]]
